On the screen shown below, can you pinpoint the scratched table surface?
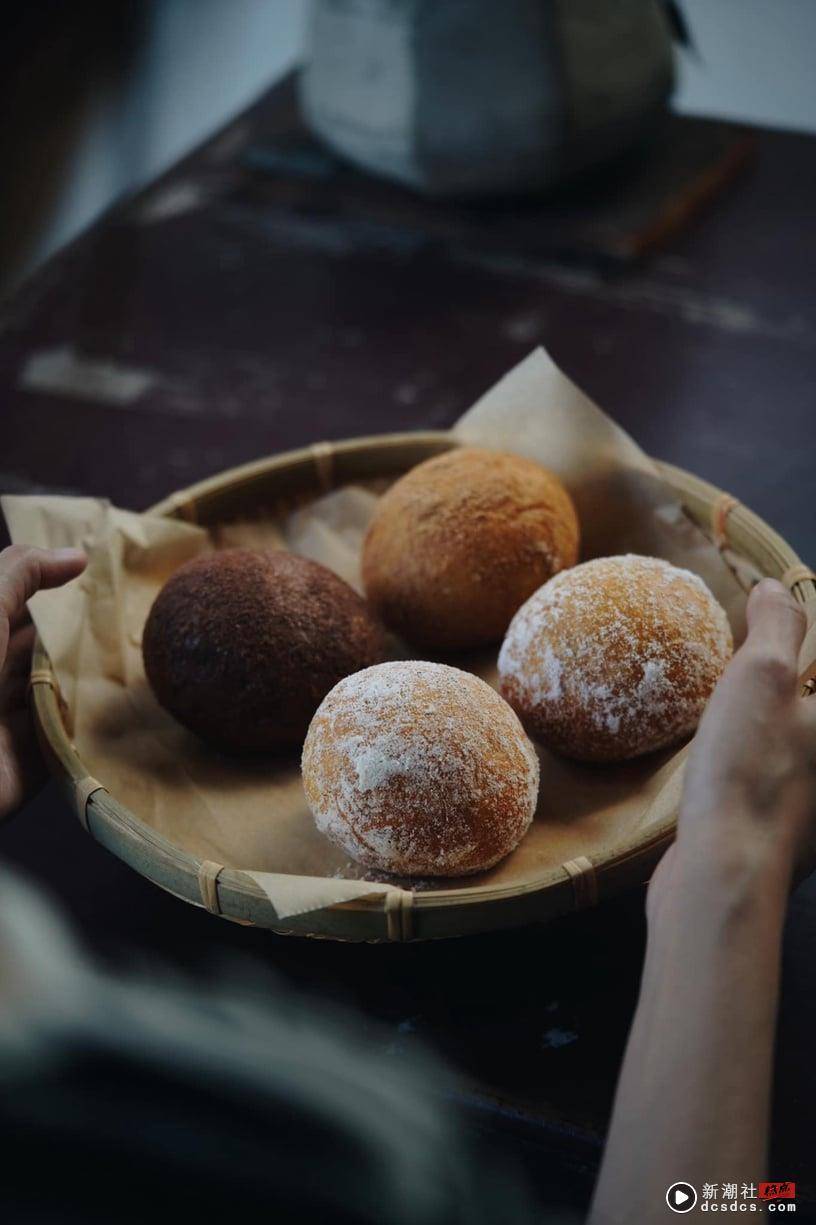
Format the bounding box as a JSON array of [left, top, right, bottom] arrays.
[[2, 76, 816, 1214]]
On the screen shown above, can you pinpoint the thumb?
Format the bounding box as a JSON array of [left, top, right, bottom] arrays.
[[744, 578, 806, 667], [0, 545, 87, 626]]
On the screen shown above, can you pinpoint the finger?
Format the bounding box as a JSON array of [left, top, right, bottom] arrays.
[[2, 623, 36, 675], [0, 706, 47, 816], [744, 578, 807, 666], [800, 691, 816, 739], [0, 546, 86, 626], [8, 605, 31, 633], [0, 625, 35, 710], [693, 583, 805, 735], [0, 672, 28, 714], [0, 625, 34, 714]]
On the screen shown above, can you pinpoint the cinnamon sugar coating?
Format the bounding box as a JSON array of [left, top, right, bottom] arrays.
[[362, 447, 579, 651]]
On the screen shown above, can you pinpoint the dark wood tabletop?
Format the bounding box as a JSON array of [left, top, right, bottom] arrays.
[[2, 76, 815, 1215]]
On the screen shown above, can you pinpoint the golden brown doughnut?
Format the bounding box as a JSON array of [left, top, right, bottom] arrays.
[[499, 554, 733, 761], [362, 446, 579, 650], [302, 661, 539, 876]]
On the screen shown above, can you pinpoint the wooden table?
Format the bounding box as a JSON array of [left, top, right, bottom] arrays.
[[2, 78, 815, 1214]]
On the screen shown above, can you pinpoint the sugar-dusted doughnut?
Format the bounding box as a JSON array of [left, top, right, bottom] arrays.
[[302, 661, 539, 875], [499, 555, 733, 761]]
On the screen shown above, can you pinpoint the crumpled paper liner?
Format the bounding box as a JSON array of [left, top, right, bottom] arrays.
[[2, 347, 766, 922]]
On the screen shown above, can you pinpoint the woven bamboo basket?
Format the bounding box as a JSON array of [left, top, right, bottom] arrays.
[[30, 432, 816, 942]]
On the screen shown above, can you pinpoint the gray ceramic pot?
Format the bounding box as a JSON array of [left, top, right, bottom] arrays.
[[299, 0, 675, 196]]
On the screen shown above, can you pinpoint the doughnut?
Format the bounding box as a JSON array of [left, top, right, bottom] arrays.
[[142, 548, 385, 752], [362, 446, 579, 650], [499, 554, 733, 761], [302, 660, 539, 876]]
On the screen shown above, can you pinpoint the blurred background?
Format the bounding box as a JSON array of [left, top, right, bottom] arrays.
[[2, 0, 815, 296]]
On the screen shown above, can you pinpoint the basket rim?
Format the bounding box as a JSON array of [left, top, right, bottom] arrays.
[[30, 430, 815, 939]]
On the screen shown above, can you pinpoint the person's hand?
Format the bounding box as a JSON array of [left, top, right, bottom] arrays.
[[593, 579, 815, 1225], [0, 544, 87, 822], [649, 578, 816, 918]]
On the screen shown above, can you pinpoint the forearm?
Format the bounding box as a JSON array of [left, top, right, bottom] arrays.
[[588, 838, 792, 1225]]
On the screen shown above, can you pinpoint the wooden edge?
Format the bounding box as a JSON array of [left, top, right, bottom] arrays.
[[147, 432, 458, 522], [655, 460, 816, 610], [28, 438, 812, 941]]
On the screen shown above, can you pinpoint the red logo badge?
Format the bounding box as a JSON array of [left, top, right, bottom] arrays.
[[758, 1182, 796, 1200]]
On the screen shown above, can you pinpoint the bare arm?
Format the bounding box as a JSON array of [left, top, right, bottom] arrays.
[[589, 579, 816, 1224]]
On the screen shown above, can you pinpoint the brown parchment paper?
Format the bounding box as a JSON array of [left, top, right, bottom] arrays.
[[2, 347, 759, 921]]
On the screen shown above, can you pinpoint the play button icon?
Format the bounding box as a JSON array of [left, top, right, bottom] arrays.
[[666, 1182, 697, 1213]]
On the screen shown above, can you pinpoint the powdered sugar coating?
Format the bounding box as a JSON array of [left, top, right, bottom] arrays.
[[499, 555, 733, 762], [302, 661, 539, 876]]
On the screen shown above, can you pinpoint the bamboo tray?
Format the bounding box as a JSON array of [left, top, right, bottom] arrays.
[[30, 432, 816, 942]]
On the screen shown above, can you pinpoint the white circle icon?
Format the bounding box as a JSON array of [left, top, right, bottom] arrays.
[[666, 1182, 697, 1213]]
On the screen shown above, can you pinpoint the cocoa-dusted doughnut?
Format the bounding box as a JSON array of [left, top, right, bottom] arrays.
[[142, 549, 385, 753]]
